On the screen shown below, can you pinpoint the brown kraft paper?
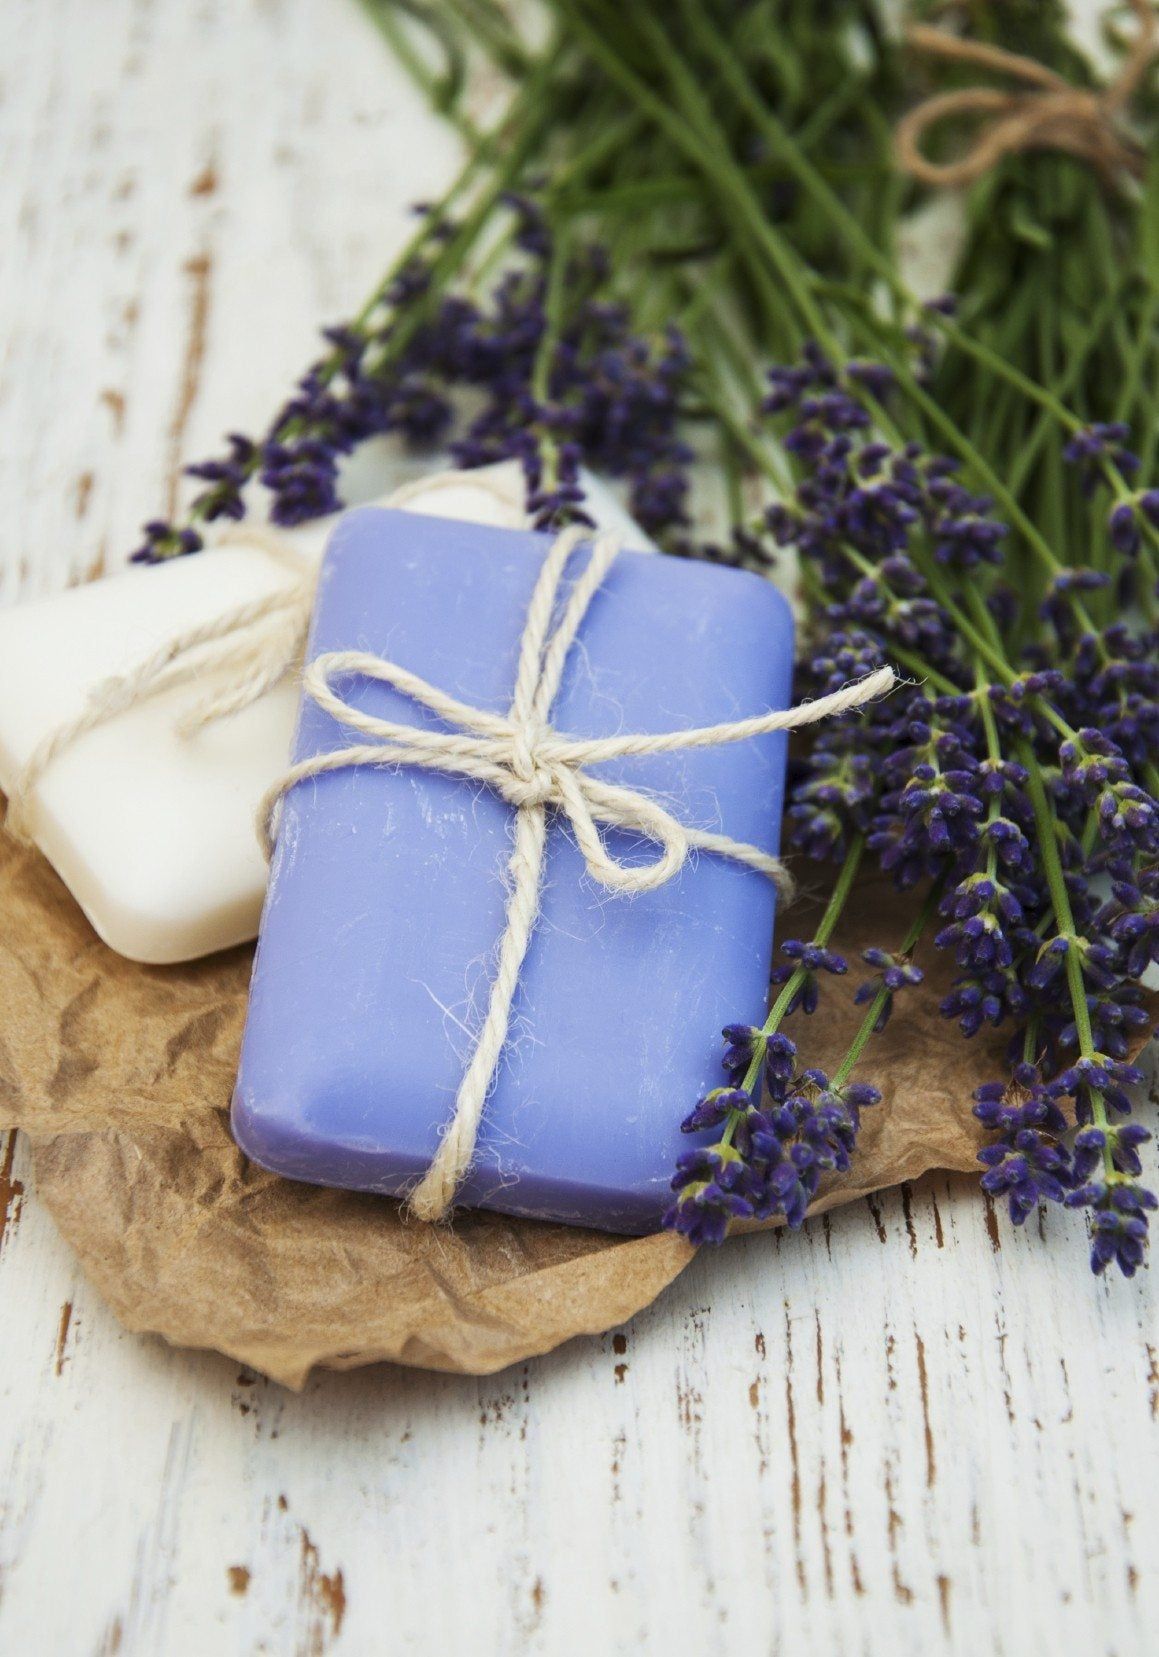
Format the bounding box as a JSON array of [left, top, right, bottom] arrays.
[[0, 826, 1152, 1387]]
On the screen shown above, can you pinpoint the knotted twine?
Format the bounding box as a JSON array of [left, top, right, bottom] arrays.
[[257, 525, 895, 1222], [896, 0, 1157, 190], [5, 469, 525, 843], [4, 523, 315, 844], [5, 499, 892, 1223]]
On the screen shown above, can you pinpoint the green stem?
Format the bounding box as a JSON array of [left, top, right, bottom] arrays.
[[737, 832, 866, 1098], [568, 2, 1088, 597], [550, 0, 840, 355], [677, 0, 896, 287], [671, 0, 1144, 483], [1021, 749, 1114, 1177], [365, 62, 563, 372], [528, 218, 573, 498], [832, 880, 942, 1086], [357, 0, 484, 149]]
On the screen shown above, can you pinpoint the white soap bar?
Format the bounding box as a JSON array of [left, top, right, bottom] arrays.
[[0, 464, 652, 963]]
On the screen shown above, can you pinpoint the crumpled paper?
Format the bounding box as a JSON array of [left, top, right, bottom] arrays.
[[1, 826, 1152, 1387]]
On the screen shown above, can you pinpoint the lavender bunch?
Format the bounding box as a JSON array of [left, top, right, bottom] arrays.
[[143, 0, 904, 561], [132, 0, 1158, 1275], [665, 344, 1157, 1273], [135, 197, 694, 561], [486, 0, 1158, 1270]]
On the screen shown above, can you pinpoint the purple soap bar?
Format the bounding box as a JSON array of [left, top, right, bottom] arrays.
[[232, 507, 793, 1233]]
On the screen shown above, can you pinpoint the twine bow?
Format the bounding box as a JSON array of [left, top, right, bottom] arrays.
[[260, 525, 896, 1222], [896, 1, 1157, 190]]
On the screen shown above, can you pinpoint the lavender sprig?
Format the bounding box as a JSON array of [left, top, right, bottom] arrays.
[[663, 837, 869, 1243], [135, 199, 696, 561], [740, 350, 1157, 1271], [664, 847, 938, 1245]]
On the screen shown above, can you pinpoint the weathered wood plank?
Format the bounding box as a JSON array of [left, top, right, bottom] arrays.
[[0, 3, 1155, 1654]]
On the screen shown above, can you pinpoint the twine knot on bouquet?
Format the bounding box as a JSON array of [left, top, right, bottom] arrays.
[[260, 524, 895, 1222], [896, 0, 1157, 190]]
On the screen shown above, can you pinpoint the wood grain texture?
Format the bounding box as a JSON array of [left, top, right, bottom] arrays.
[[0, 2, 1156, 1653]]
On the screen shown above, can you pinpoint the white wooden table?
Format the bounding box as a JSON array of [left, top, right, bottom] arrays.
[[1, 4, 1156, 1652]]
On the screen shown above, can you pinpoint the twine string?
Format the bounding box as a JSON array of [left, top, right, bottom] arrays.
[[896, 0, 1157, 189], [5, 469, 529, 841], [5, 498, 895, 1227], [6, 530, 316, 843], [259, 527, 896, 1222]]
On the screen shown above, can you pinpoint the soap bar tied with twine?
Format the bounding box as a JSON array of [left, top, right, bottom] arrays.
[[3, 500, 891, 1224], [259, 526, 895, 1223], [896, 0, 1157, 191]]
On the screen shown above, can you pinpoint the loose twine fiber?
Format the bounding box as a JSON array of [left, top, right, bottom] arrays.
[[895, 0, 1157, 190], [10, 489, 894, 1222]]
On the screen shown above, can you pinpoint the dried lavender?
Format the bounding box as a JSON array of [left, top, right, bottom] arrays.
[[133, 0, 1158, 1273], [666, 347, 1156, 1273], [665, 841, 878, 1245], [134, 197, 695, 562]]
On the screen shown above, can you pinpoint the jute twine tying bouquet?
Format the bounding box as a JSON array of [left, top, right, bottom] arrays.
[[896, 0, 1157, 189]]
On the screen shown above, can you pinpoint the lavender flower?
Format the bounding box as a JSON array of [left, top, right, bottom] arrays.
[[746, 349, 1157, 1272], [664, 1016, 882, 1242], [973, 1081, 1071, 1225], [133, 201, 697, 562], [1061, 421, 1140, 497], [854, 947, 923, 1031], [1066, 1180, 1157, 1277], [770, 937, 848, 1016]]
